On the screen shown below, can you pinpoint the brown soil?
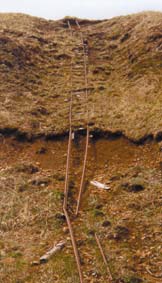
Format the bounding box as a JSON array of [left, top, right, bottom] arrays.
[[0, 136, 161, 283]]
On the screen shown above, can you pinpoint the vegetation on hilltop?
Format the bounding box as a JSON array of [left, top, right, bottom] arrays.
[[0, 12, 162, 141]]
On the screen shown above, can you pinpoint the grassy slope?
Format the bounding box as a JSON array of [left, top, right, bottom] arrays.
[[0, 12, 162, 141]]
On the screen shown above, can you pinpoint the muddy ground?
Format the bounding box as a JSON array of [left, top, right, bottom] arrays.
[[0, 135, 161, 283]]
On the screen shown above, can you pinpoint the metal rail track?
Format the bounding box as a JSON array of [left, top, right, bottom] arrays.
[[63, 21, 73, 209], [63, 20, 86, 283], [63, 20, 112, 283], [95, 233, 113, 282], [63, 206, 83, 283], [75, 20, 90, 216]]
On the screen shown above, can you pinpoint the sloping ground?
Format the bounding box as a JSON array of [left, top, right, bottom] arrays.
[[0, 12, 162, 283], [0, 12, 162, 142], [0, 137, 161, 283]]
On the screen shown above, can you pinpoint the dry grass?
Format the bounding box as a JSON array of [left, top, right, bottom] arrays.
[[0, 12, 162, 141], [0, 10, 162, 283]]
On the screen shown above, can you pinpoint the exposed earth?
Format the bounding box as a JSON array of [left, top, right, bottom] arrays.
[[0, 12, 162, 283]]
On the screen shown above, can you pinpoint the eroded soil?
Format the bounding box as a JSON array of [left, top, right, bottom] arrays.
[[0, 136, 161, 283]]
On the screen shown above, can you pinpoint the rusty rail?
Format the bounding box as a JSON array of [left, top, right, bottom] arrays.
[[95, 233, 113, 282], [75, 20, 90, 216], [63, 19, 115, 283], [63, 20, 83, 283], [63, 21, 73, 209], [63, 206, 83, 282]]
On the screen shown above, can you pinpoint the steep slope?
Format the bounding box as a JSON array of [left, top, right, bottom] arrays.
[[0, 12, 162, 142]]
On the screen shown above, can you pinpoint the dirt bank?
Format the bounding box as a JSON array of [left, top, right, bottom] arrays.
[[0, 137, 161, 282]]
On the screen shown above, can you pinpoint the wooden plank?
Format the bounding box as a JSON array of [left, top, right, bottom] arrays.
[[90, 180, 110, 190], [40, 241, 66, 264]]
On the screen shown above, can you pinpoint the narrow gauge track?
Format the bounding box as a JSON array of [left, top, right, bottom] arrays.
[[75, 20, 90, 217], [63, 19, 89, 283], [63, 20, 111, 283], [64, 19, 89, 213]]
